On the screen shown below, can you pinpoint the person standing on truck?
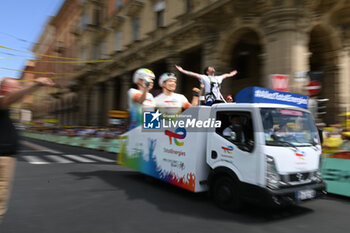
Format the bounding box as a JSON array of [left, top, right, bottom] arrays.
[[175, 65, 238, 105], [128, 68, 156, 130], [155, 72, 199, 118], [0, 76, 55, 222]]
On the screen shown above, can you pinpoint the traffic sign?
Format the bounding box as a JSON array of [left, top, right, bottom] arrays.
[[305, 80, 321, 95], [270, 74, 289, 92]]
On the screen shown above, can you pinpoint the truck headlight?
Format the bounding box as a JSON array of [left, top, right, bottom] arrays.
[[266, 155, 280, 190]]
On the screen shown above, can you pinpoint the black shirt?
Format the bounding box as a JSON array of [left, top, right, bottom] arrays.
[[0, 108, 18, 156]]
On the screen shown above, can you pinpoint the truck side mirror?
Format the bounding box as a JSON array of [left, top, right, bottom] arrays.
[[318, 128, 323, 144], [231, 132, 237, 141]]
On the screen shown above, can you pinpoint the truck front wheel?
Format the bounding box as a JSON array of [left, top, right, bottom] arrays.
[[213, 176, 241, 211]]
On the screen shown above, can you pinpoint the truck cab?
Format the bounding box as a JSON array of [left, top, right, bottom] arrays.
[[207, 103, 325, 209]]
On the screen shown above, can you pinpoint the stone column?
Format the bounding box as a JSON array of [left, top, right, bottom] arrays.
[[61, 98, 67, 126], [261, 8, 310, 94], [63, 98, 69, 127], [337, 43, 350, 118], [327, 4, 350, 123], [119, 74, 132, 110], [78, 87, 89, 126], [58, 99, 63, 127], [103, 79, 115, 125], [71, 94, 78, 126], [90, 84, 102, 126]]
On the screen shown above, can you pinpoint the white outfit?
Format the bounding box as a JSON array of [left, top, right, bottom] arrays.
[[200, 75, 224, 102], [127, 88, 155, 129], [154, 93, 190, 117]]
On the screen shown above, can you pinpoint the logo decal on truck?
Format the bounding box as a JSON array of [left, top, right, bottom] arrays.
[[165, 127, 186, 146], [222, 146, 233, 154], [144, 110, 162, 129], [295, 151, 306, 160]]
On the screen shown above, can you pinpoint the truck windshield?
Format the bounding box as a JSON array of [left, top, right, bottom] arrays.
[[260, 108, 319, 147]]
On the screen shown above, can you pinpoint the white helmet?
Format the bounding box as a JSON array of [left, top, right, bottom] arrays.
[[158, 72, 177, 87], [133, 68, 155, 84]]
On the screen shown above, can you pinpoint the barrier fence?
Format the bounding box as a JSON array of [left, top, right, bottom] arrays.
[[21, 132, 120, 153], [322, 155, 350, 197]]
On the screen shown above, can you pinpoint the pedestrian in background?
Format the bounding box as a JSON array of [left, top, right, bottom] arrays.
[[0, 77, 54, 222], [175, 65, 237, 105]]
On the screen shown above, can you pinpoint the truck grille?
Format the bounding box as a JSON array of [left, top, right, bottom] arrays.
[[281, 172, 313, 183]]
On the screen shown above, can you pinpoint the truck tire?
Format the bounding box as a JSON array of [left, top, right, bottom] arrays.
[[213, 176, 241, 211]]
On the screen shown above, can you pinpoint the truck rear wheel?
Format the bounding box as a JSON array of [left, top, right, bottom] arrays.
[[213, 176, 241, 211]]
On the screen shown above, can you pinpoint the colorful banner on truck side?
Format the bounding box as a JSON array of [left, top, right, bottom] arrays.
[[118, 126, 197, 192]]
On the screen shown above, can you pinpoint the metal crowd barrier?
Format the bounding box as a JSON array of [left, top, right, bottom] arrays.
[[21, 132, 120, 153]]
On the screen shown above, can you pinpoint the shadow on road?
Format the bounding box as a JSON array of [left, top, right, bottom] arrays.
[[69, 169, 314, 224]]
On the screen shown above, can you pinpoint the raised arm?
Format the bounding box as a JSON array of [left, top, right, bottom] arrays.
[[191, 87, 200, 106], [0, 77, 55, 109], [133, 80, 153, 104], [175, 65, 202, 80], [221, 70, 238, 80]]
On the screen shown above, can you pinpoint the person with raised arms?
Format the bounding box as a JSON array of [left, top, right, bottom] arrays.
[[175, 65, 237, 105]]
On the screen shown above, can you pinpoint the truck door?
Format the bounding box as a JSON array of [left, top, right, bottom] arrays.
[[207, 109, 259, 184]]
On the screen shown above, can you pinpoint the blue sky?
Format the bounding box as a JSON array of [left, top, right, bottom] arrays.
[[0, 0, 65, 82]]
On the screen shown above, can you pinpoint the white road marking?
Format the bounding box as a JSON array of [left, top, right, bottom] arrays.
[[18, 150, 40, 153], [20, 141, 62, 154], [46, 155, 73, 164], [62, 154, 95, 163], [22, 155, 50, 165], [81, 154, 115, 163]]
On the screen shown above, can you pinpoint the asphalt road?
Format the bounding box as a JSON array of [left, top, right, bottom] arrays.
[[1, 137, 350, 233]]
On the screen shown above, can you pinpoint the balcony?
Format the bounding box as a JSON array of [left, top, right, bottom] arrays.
[[125, 0, 144, 17]]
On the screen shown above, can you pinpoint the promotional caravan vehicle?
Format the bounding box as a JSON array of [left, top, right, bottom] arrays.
[[118, 87, 325, 209]]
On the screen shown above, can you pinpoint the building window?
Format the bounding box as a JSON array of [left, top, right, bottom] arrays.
[[132, 17, 140, 41], [186, 0, 193, 11], [156, 10, 164, 28], [115, 31, 123, 51], [116, 0, 123, 10], [93, 44, 100, 60], [101, 42, 108, 59], [81, 14, 89, 30], [79, 48, 87, 65], [154, 1, 165, 28], [93, 9, 101, 26]]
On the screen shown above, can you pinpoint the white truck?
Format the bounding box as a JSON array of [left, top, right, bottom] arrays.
[[118, 87, 325, 210]]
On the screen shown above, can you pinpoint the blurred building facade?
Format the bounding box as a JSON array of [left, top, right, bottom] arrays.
[[49, 0, 80, 126], [25, 0, 350, 126], [23, 0, 80, 126]]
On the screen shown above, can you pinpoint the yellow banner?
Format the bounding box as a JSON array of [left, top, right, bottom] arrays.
[[108, 110, 129, 118]]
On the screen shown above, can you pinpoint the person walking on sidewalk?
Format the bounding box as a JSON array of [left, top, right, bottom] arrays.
[[0, 77, 54, 222], [175, 65, 237, 105]]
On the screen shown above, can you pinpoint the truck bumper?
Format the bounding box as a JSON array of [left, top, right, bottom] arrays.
[[241, 182, 326, 207]]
